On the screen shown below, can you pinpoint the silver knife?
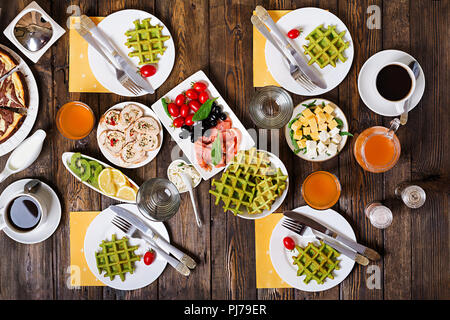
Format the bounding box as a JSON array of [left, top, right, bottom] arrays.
[[109, 205, 197, 269], [0, 65, 20, 83], [284, 210, 381, 261], [400, 60, 420, 125], [254, 6, 327, 89], [80, 15, 155, 94]]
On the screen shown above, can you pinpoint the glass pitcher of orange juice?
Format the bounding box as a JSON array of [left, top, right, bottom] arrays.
[[353, 119, 401, 173]]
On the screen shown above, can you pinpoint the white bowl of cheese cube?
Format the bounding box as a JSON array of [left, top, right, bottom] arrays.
[[284, 98, 350, 162]]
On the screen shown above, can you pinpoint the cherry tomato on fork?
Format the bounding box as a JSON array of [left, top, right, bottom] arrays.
[[283, 236, 296, 250]]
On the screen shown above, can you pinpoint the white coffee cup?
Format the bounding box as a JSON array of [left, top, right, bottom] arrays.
[[373, 61, 416, 114], [0, 185, 47, 234]]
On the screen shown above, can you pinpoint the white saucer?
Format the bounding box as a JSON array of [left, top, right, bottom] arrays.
[[358, 49, 425, 116], [0, 179, 61, 244], [265, 8, 354, 96]]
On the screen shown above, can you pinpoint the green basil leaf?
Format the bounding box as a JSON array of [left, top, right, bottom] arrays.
[[161, 98, 172, 119], [192, 98, 218, 122], [211, 131, 222, 166], [339, 131, 354, 137], [302, 99, 317, 108], [334, 117, 344, 129]]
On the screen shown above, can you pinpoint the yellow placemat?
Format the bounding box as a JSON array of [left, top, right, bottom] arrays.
[[255, 213, 292, 288], [252, 10, 290, 87], [68, 17, 108, 93], [69, 211, 105, 287]]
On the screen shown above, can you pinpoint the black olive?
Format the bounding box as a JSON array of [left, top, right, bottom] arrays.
[[219, 112, 227, 121], [210, 120, 217, 127], [179, 130, 190, 139], [181, 124, 192, 132], [209, 113, 217, 121]]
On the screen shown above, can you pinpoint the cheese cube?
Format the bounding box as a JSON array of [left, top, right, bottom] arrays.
[[326, 143, 338, 156], [291, 120, 302, 131], [306, 140, 317, 150], [310, 132, 320, 141], [306, 149, 318, 159], [303, 127, 311, 136], [306, 141, 317, 159], [324, 104, 335, 114], [298, 139, 307, 149], [329, 127, 340, 137], [328, 119, 339, 130], [309, 119, 318, 133], [318, 122, 328, 132], [300, 116, 308, 125], [317, 141, 328, 154], [331, 133, 342, 144], [302, 108, 314, 119], [293, 129, 303, 140], [325, 113, 334, 123], [319, 131, 330, 142], [316, 112, 327, 123], [314, 106, 324, 114]]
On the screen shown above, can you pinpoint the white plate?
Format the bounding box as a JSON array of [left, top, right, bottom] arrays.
[[0, 44, 39, 156], [62, 152, 139, 203], [358, 49, 425, 116], [265, 7, 354, 96], [151, 70, 255, 180], [88, 9, 175, 97], [269, 206, 356, 292], [97, 101, 163, 169], [0, 179, 61, 244], [284, 98, 349, 162], [234, 150, 289, 220], [84, 203, 168, 290]]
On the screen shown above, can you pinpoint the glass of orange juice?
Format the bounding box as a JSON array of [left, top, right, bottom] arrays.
[[302, 171, 341, 210], [353, 119, 401, 173], [56, 101, 95, 140]]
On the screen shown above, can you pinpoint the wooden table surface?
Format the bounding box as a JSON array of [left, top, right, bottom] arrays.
[[0, 0, 448, 300]]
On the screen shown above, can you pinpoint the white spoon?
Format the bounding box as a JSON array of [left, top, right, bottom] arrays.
[[0, 129, 46, 182], [180, 173, 202, 228]]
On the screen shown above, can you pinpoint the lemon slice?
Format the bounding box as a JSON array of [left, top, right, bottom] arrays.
[[116, 185, 137, 201], [110, 168, 128, 187], [98, 168, 116, 196]]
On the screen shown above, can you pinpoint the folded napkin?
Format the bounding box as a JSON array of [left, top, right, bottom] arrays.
[[69, 211, 105, 287], [252, 10, 291, 87], [68, 17, 108, 93], [255, 213, 292, 288]]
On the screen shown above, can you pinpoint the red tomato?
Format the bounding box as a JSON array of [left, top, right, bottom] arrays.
[[283, 237, 295, 250], [188, 100, 201, 112], [173, 117, 185, 128], [168, 103, 179, 117], [180, 104, 189, 118], [175, 94, 186, 106], [198, 91, 209, 104], [287, 29, 300, 39], [143, 250, 156, 265], [185, 114, 194, 126], [139, 64, 157, 77], [185, 89, 198, 100], [193, 81, 207, 92]]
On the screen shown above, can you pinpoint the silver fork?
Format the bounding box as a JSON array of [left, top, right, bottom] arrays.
[[251, 15, 316, 92], [282, 218, 369, 266], [111, 215, 191, 276], [76, 22, 143, 95]]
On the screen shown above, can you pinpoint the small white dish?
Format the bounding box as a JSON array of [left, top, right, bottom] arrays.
[[96, 101, 163, 169], [265, 7, 354, 96], [0, 44, 39, 157], [167, 159, 202, 193], [0, 179, 61, 244], [284, 98, 349, 162], [62, 152, 139, 203], [87, 9, 175, 97], [269, 206, 355, 292], [84, 203, 168, 290], [152, 70, 255, 180], [358, 49, 425, 116], [234, 150, 289, 220]]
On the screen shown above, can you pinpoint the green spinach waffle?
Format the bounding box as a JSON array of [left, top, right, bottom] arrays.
[[302, 24, 350, 69], [124, 18, 171, 65], [292, 241, 340, 284], [210, 148, 288, 215], [95, 234, 141, 282]]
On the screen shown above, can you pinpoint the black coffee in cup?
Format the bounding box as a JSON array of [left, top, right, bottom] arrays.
[[6, 195, 42, 231], [376, 64, 412, 101]]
